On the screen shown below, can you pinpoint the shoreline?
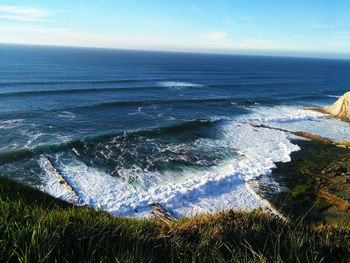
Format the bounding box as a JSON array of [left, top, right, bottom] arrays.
[[1, 123, 350, 261], [7, 116, 350, 221], [256, 138, 350, 224], [1, 102, 349, 221], [12, 131, 350, 224]]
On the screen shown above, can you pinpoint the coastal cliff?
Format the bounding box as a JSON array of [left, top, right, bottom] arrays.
[[323, 91, 350, 121]]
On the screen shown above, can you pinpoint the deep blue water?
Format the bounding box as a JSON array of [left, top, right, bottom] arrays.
[[1, 44, 350, 193]]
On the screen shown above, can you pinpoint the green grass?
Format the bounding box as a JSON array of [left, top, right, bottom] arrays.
[[1, 177, 349, 262]]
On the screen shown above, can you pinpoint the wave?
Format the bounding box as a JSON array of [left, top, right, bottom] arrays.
[[57, 111, 76, 119], [326, 94, 341, 98], [69, 94, 332, 111], [69, 98, 251, 111], [76, 97, 273, 112], [0, 119, 24, 130], [37, 121, 300, 217], [0, 142, 75, 165], [0, 86, 165, 97], [0, 86, 309, 98], [241, 105, 326, 123], [0, 118, 221, 165], [0, 84, 304, 98], [157, 81, 204, 88], [5, 103, 348, 217], [0, 79, 144, 87], [0, 104, 337, 166], [0, 148, 35, 165], [3, 102, 348, 219], [248, 105, 350, 141], [0, 104, 330, 165]]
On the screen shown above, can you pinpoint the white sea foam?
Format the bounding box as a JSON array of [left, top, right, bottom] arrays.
[[56, 134, 72, 143], [158, 81, 203, 89], [245, 105, 350, 141], [39, 122, 299, 218], [17, 128, 43, 148], [241, 105, 326, 123], [0, 119, 24, 130], [38, 156, 76, 202], [38, 104, 350, 218], [57, 111, 76, 119], [24, 131, 43, 148]]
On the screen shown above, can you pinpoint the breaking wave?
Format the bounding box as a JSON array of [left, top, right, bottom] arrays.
[[3, 104, 349, 218], [158, 81, 204, 89]]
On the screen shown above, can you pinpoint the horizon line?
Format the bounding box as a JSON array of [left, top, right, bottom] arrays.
[[2, 41, 350, 61]]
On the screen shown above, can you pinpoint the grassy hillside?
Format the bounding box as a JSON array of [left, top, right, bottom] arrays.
[[0, 177, 349, 263]]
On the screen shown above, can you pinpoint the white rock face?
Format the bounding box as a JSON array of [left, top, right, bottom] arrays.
[[324, 91, 350, 121]]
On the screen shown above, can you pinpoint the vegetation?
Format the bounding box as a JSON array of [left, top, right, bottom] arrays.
[[0, 177, 350, 262], [267, 139, 350, 223]]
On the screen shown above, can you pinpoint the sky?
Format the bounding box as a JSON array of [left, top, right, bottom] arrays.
[[0, 0, 350, 58]]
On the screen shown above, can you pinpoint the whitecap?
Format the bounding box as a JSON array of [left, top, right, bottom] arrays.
[[0, 119, 24, 130], [57, 111, 76, 119], [241, 105, 326, 123], [18, 129, 43, 148], [157, 81, 203, 89]]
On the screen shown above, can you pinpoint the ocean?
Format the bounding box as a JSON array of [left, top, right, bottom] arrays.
[[1, 44, 350, 217]]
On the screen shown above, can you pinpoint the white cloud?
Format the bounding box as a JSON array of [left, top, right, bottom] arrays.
[[327, 32, 350, 48], [0, 5, 52, 21], [206, 31, 228, 41], [0, 23, 303, 52], [308, 23, 333, 29], [1, 23, 349, 57]]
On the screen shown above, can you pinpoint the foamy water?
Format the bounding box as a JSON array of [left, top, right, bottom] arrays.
[[158, 81, 204, 89], [246, 105, 350, 141], [38, 107, 318, 218], [0, 119, 25, 130]]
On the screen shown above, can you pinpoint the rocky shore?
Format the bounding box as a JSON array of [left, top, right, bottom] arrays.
[[253, 92, 350, 223], [258, 139, 350, 224]]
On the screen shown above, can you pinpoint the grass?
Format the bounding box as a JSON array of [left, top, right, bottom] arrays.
[[1, 177, 350, 262]]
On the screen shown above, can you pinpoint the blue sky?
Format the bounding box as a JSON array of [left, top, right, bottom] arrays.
[[0, 0, 350, 57]]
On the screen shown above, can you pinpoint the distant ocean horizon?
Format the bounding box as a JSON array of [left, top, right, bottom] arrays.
[[3, 42, 350, 60], [1, 44, 350, 217]]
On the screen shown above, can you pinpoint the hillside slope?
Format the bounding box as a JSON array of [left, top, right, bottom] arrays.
[[0, 177, 349, 262]]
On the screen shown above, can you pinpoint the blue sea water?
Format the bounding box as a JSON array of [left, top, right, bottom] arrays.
[[1, 44, 350, 217]]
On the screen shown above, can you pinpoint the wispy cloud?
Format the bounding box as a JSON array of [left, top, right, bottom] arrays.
[[206, 31, 228, 41], [0, 5, 53, 22], [308, 23, 333, 29], [327, 31, 350, 48], [0, 23, 301, 53], [1, 22, 349, 57]]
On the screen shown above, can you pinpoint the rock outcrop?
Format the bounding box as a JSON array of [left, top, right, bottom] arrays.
[[323, 91, 350, 121]]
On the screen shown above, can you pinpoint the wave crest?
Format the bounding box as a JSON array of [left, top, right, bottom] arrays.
[[158, 81, 204, 89]]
